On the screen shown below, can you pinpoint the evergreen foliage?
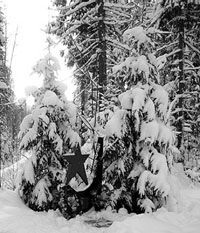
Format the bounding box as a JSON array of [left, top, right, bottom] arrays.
[[151, 0, 200, 158], [18, 52, 82, 217], [16, 0, 200, 219], [49, 0, 137, 114], [93, 26, 179, 213], [0, 5, 23, 186]]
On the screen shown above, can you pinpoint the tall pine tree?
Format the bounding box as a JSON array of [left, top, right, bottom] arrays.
[[151, 0, 200, 158], [49, 0, 136, 115]]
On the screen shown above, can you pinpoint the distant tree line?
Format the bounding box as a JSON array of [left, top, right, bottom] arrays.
[[0, 3, 27, 188]]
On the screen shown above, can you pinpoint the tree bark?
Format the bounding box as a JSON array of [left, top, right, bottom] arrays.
[[177, 5, 185, 149], [97, 0, 106, 111], [81, 79, 86, 115], [0, 126, 1, 189]]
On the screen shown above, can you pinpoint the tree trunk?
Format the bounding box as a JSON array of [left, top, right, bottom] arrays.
[[177, 6, 185, 149], [97, 0, 106, 111], [0, 128, 1, 189], [81, 79, 86, 115]]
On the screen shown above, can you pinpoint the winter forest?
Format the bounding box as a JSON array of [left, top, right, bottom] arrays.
[[0, 0, 200, 232]]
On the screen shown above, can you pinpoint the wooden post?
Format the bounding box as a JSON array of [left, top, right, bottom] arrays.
[[95, 137, 103, 195], [76, 137, 104, 212]]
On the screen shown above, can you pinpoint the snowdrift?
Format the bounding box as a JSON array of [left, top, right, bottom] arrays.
[[1, 179, 200, 233]]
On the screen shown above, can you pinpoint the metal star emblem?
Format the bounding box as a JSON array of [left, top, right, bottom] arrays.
[[64, 145, 89, 185]]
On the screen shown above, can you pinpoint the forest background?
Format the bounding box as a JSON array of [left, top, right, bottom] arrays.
[[0, 0, 200, 218]]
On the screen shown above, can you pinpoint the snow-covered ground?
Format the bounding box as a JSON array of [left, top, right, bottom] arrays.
[[0, 183, 200, 233]]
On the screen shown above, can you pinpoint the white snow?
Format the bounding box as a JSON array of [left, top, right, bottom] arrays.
[[144, 98, 156, 121], [140, 120, 159, 144], [137, 55, 150, 80], [140, 147, 152, 168], [20, 127, 37, 148], [66, 102, 78, 126], [32, 177, 53, 206], [0, 81, 8, 89], [49, 122, 57, 139], [34, 53, 60, 74], [112, 55, 151, 81], [185, 168, 200, 183], [137, 170, 151, 196], [22, 155, 36, 184], [19, 114, 33, 136], [131, 87, 146, 112], [53, 80, 68, 94], [65, 128, 81, 147], [139, 198, 155, 213], [151, 83, 169, 115], [151, 150, 168, 175], [0, 156, 27, 190], [54, 134, 64, 154], [105, 109, 127, 138], [1, 177, 200, 233], [123, 26, 150, 49], [157, 122, 174, 146], [25, 85, 39, 96], [118, 90, 132, 110], [42, 90, 63, 107]]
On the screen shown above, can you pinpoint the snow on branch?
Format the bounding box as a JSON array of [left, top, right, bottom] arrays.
[[139, 198, 155, 213], [105, 18, 132, 25], [140, 120, 159, 144], [32, 177, 53, 207], [106, 37, 131, 51], [105, 2, 138, 10], [58, 0, 96, 17], [156, 49, 181, 70], [123, 26, 150, 44], [65, 24, 80, 34], [0, 81, 8, 89], [137, 170, 150, 196], [113, 55, 152, 82], [105, 109, 127, 138], [185, 40, 200, 55], [166, 94, 180, 122], [151, 83, 169, 115], [33, 53, 60, 77], [104, 6, 132, 19], [184, 66, 200, 71], [147, 27, 172, 34], [155, 41, 178, 53], [42, 90, 63, 108]]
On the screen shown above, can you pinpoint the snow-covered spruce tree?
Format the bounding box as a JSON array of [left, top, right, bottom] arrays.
[[18, 52, 81, 216], [97, 26, 179, 213]]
